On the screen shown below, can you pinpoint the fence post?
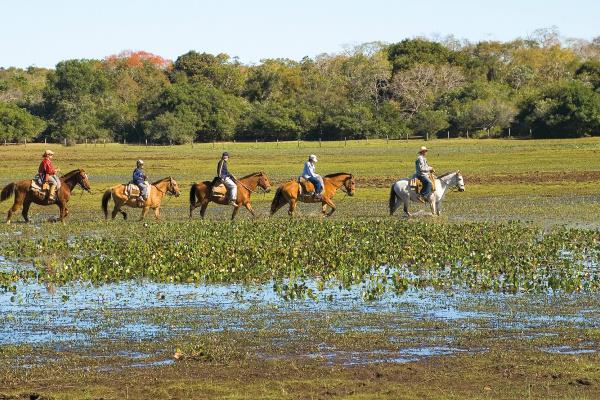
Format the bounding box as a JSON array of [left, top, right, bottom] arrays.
[[103, 139, 106, 147], [386, 135, 389, 144], [344, 137, 347, 147], [256, 139, 258, 149], [508, 127, 511, 138], [426, 132, 429, 141], [447, 130, 450, 139], [24, 138, 27, 147], [276, 139, 279, 147], [44, 137, 47, 145], [297, 139, 300, 148], [212, 141, 215, 150], [64, 138, 67, 146], [319, 138, 322, 147], [466, 130, 469, 139]]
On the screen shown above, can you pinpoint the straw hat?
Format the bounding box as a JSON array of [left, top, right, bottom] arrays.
[[43, 149, 54, 157], [308, 154, 318, 162], [418, 146, 429, 154]]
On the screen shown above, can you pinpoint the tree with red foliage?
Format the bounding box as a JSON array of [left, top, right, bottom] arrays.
[[105, 50, 172, 70]]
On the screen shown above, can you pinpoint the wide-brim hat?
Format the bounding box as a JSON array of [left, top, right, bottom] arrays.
[[418, 146, 429, 153], [309, 154, 318, 162], [43, 149, 54, 156]]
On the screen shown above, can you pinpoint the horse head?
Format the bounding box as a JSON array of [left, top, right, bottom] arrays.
[[167, 177, 181, 197], [456, 170, 465, 192], [257, 172, 272, 193], [63, 169, 92, 192], [344, 174, 356, 196]]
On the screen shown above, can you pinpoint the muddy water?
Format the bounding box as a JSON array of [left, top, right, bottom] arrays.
[[2, 272, 599, 367]]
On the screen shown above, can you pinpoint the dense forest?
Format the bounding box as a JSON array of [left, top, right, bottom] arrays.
[[1, 28, 600, 144]]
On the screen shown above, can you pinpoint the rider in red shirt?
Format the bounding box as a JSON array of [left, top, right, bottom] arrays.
[[38, 150, 61, 201]]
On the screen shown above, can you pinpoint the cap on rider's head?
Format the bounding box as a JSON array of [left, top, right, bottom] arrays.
[[136, 159, 144, 166], [418, 146, 429, 154], [43, 149, 54, 157], [308, 154, 318, 162], [222, 151, 229, 158]]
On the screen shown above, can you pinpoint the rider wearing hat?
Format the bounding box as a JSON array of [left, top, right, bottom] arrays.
[[132, 159, 148, 205], [217, 152, 237, 206], [301, 154, 323, 200], [38, 149, 61, 201], [416, 146, 435, 199]]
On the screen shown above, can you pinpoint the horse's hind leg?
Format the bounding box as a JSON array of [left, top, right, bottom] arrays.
[[21, 198, 32, 223], [287, 199, 297, 216], [200, 201, 209, 219], [403, 199, 411, 218], [7, 192, 26, 224]]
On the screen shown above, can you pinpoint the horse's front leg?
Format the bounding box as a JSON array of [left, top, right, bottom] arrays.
[[323, 197, 336, 217], [231, 204, 240, 220], [403, 198, 411, 218], [435, 200, 442, 216], [154, 207, 161, 220], [200, 201, 209, 219], [244, 202, 257, 218], [139, 206, 150, 221], [58, 205, 68, 224]]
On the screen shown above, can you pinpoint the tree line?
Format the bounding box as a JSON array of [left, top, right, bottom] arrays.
[[1, 29, 600, 144]]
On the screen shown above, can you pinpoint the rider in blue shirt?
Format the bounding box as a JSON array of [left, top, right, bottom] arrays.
[[132, 159, 148, 204]]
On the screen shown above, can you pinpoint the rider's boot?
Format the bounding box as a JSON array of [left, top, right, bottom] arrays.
[[137, 197, 146, 207], [47, 183, 56, 202]]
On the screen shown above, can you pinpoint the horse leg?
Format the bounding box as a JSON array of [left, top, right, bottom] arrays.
[[244, 202, 257, 218], [111, 205, 120, 220], [7, 191, 26, 224], [435, 200, 442, 216], [231, 205, 240, 220], [403, 198, 411, 218], [58, 205, 68, 224], [200, 201, 209, 219], [21, 198, 32, 223], [139, 206, 150, 221], [288, 199, 297, 216], [154, 207, 161, 220], [323, 198, 336, 217]]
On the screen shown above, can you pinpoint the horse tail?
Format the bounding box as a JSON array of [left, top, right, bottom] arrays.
[[189, 184, 197, 207], [388, 184, 397, 216], [270, 187, 284, 215], [101, 189, 112, 219], [0, 183, 15, 202]]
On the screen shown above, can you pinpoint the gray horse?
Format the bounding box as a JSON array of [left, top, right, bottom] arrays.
[[389, 171, 465, 217]]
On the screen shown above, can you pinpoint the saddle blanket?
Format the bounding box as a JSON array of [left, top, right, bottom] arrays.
[[29, 179, 56, 199], [125, 182, 151, 199], [211, 183, 227, 197]]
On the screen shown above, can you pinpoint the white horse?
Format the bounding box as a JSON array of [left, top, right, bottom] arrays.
[[389, 171, 465, 217]]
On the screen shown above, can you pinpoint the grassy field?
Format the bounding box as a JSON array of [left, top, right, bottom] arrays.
[[0, 138, 599, 399], [0, 138, 599, 224]]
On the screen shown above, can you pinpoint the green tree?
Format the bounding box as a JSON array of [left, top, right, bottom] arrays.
[[518, 81, 600, 138], [0, 101, 46, 142], [387, 39, 455, 73], [172, 51, 246, 95], [410, 110, 449, 139]]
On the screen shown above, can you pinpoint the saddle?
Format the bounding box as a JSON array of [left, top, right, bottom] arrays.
[[409, 173, 437, 196], [297, 177, 320, 200], [211, 183, 227, 198], [29, 178, 56, 202], [125, 181, 151, 201]]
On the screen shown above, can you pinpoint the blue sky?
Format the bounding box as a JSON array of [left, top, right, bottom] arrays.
[[1, 0, 598, 68]]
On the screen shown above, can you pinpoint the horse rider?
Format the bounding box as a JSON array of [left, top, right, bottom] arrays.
[[416, 146, 435, 201], [217, 152, 237, 206], [132, 159, 149, 206], [38, 149, 61, 202], [301, 154, 323, 200]]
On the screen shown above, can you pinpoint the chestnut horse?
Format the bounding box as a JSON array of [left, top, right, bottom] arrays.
[[0, 169, 91, 224], [102, 177, 181, 221], [189, 172, 272, 220], [270, 172, 355, 217]]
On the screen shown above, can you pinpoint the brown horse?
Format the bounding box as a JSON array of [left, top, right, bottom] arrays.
[[102, 177, 181, 221], [189, 172, 272, 220], [270, 172, 355, 217], [0, 169, 92, 224]]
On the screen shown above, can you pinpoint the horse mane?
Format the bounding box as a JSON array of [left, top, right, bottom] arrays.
[[60, 169, 82, 180], [324, 172, 353, 178], [152, 176, 172, 185], [437, 171, 457, 179], [240, 171, 263, 180]]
